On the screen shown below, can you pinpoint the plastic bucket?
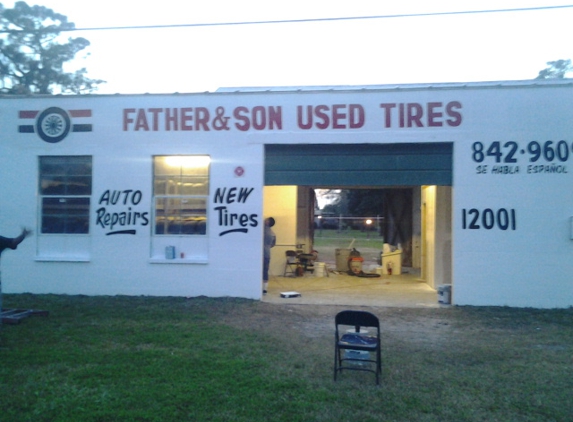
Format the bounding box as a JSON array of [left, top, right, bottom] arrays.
[[314, 262, 326, 277]]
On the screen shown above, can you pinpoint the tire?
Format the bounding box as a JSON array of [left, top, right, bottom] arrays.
[[36, 107, 71, 143]]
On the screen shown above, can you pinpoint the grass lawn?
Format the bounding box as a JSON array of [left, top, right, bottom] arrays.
[[1, 294, 572, 421], [313, 228, 386, 250]]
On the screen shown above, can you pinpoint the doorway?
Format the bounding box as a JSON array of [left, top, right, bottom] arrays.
[[263, 143, 453, 304]]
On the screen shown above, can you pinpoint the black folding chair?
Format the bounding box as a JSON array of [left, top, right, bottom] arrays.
[[283, 250, 299, 277], [334, 310, 382, 385]]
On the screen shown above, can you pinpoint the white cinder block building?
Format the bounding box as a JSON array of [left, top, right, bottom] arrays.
[[1, 80, 572, 308]]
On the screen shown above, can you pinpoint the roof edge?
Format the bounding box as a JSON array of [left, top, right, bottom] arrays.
[[1, 78, 572, 99]]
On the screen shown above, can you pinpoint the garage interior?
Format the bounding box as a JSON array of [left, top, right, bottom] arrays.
[[263, 143, 453, 307]]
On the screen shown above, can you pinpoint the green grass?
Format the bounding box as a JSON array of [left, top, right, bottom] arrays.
[[1, 295, 572, 421], [314, 228, 386, 250]]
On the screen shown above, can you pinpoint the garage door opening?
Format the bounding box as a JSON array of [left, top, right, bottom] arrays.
[[263, 143, 453, 306]]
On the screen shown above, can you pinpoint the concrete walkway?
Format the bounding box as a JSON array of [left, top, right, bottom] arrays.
[[263, 267, 442, 308]]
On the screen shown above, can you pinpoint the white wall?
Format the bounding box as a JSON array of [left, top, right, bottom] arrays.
[[263, 186, 298, 278], [421, 186, 435, 286], [452, 87, 573, 307], [421, 186, 452, 290], [435, 186, 452, 288], [1, 95, 265, 299], [2, 81, 573, 307]]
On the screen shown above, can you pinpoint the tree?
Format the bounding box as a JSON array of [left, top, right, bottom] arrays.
[[535, 59, 573, 80], [0, 1, 104, 94], [346, 189, 385, 216]]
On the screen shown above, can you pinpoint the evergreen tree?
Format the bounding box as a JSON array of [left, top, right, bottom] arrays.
[[0, 1, 104, 94]]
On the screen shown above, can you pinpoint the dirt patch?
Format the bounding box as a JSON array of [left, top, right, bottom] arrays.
[[212, 299, 456, 349]]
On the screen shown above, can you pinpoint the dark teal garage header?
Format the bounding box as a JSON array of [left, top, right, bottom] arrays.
[[265, 143, 453, 187]]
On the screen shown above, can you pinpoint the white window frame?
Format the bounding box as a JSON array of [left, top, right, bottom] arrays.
[[36, 155, 92, 261], [150, 155, 210, 263]]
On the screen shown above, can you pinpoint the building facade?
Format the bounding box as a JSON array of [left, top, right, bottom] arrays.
[[1, 80, 572, 308]]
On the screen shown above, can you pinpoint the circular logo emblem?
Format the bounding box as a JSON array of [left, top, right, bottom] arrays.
[[36, 107, 71, 143]]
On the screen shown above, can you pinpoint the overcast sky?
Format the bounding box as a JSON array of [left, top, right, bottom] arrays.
[[4, 0, 573, 94]]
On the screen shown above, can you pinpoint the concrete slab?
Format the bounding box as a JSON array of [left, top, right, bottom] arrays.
[[263, 267, 441, 308]]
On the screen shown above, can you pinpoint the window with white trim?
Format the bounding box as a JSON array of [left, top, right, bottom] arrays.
[[153, 155, 210, 236], [39, 156, 92, 234]]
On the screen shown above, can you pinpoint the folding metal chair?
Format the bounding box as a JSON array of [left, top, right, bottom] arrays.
[[334, 310, 382, 385], [283, 250, 299, 277]]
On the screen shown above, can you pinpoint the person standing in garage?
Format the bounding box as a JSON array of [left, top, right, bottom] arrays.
[[263, 217, 276, 294]]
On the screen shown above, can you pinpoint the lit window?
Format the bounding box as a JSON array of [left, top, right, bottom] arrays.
[[153, 155, 210, 235], [39, 156, 92, 234]]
